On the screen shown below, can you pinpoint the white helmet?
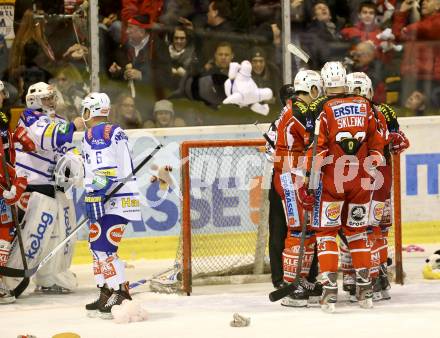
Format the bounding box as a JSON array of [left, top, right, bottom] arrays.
[[81, 92, 111, 121], [293, 70, 323, 96], [346, 72, 373, 99], [26, 82, 57, 111], [321, 61, 346, 88]]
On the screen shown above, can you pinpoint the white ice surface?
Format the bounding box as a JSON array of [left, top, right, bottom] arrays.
[[1, 246, 440, 338]]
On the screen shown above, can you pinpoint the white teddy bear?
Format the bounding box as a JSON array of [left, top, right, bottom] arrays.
[[223, 60, 273, 116]]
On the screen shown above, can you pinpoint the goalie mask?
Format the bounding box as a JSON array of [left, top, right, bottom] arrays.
[[26, 82, 58, 116], [81, 92, 111, 122], [346, 72, 373, 99], [54, 149, 85, 197]]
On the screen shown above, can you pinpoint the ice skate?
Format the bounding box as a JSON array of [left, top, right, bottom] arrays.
[[99, 282, 132, 319], [35, 284, 73, 295], [85, 285, 113, 318], [379, 263, 391, 300], [281, 284, 308, 308], [372, 277, 383, 302], [320, 272, 337, 313], [0, 279, 15, 304], [356, 269, 373, 309], [301, 279, 322, 305], [343, 273, 357, 303]]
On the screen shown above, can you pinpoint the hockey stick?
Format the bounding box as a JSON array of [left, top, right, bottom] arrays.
[[269, 118, 321, 302], [0, 133, 30, 295], [128, 266, 175, 290], [0, 143, 163, 278], [254, 121, 275, 150]]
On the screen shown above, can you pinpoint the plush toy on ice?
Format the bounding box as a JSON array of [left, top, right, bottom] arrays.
[[223, 60, 273, 116], [423, 250, 440, 280]]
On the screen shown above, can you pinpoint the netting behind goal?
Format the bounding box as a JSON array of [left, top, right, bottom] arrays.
[[154, 139, 404, 295], [179, 139, 270, 295]]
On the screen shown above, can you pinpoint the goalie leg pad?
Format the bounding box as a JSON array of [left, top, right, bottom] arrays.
[[4, 192, 57, 291], [35, 193, 78, 290]]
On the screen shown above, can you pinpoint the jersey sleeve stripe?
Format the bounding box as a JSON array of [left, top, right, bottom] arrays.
[[16, 162, 53, 178]]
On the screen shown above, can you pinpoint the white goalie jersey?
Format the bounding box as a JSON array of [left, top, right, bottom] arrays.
[[16, 109, 76, 185], [82, 123, 141, 221]]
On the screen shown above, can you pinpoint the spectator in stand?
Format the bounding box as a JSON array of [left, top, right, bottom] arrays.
[[111, 93, 143, 129], [51, 64, 87, 120], [404, 90, 427, 116], [392, 0, 440, 103], [109, 14, 171, 101], [341, 1, 381, 47], [250, 47, 281, 99], [179, 0, 236, 69], [168, 26, 197, 89], [300, 0, 348, 69], [0, 35, 7, 79], [348, 40, 386, 102], [121, 0, 165, 43], [203, 41, 234, 75], [143, 99, 186, 128], [7, 9, 55, 100]]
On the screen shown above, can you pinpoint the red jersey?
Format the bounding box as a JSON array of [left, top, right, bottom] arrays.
[[311, 95, 384, 166], [274, 98, 309, 173]]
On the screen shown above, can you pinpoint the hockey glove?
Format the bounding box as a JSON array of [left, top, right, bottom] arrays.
[[389, 131, 409, 154], [84, 190, 106, 223], [13, 126, 36, 152], [3, 176, 28, 205], [297, 185, 315, 211]]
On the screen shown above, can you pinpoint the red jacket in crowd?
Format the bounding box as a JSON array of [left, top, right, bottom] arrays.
[[393, 11, 440, 80], [341, 22, 381, 47]]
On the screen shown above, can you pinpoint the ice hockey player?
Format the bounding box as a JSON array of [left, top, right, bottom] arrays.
[[80, 93, 141, 319], [0, 81, 36, 303], [344, 72, 409, 301], [5, 82, 82, 296], [305, 62, 384, 312], [273, 70, 323, 307]]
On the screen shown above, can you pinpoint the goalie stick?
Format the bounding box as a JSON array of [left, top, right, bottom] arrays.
[[0, 143, 163, 279], [269, 117, 320, 302]]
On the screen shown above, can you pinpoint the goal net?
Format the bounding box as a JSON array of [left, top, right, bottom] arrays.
[[150, 139, 403, 295]]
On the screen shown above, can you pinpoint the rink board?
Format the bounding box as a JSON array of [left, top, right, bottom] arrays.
[[70, 117, 440, 262]]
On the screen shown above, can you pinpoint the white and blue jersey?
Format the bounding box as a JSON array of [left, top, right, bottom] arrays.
[[82, 123, 141, 222], [16, 109, 75, 186]]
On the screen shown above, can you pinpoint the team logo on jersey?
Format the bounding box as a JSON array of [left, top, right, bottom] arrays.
[[89, 223, 101, 242], [325, 202, 341, 222], [348, 203, 368, 227], [373, 202, 385, 222], [107, 224, 125, 247], [351, 205, 366, 222], [333, 103, 367, 118], [109, 198, 117, 210]]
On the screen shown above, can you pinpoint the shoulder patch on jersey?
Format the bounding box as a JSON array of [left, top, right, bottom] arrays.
[[114, 129, 128, 144], [21, 109, 41, 127]]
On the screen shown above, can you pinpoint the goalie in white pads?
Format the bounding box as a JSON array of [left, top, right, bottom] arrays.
[[80, 93, 141, 319], [5, 82, 83, 295]]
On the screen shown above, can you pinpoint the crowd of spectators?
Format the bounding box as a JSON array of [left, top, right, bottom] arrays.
[[1, 0, 440, 129]]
